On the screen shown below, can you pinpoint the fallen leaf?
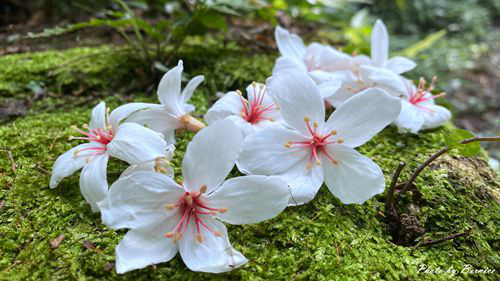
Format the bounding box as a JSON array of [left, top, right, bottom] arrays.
[[83, 240, 96, 249], [104, 262, 114, 272], [50, 234, 65, 249]]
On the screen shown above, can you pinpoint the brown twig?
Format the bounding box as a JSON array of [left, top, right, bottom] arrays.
[[2, 146, 15, 175], [396, 136, 500, 202], [384, 161, 406, 216], [415, 231, 469, 248]]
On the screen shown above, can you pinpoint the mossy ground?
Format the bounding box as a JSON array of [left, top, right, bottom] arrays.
[[0, 45, 498, 281]]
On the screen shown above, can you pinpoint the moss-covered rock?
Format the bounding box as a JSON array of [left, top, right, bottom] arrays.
[[0, 46, 498, 281]]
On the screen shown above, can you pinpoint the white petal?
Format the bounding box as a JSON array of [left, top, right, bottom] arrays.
[[371, 19, 389, 67], [180, 75, 204, 104], [322, 144, 385, 204], [205, 175, 289, 224], [99, 171, 184, 229], [125, 105, 181, 143], [324, 88, 401, 148], [422, 104, 451, 129], [353, 54, 372, 67], [119, 144, 175, 178], [182, 120, 243, 193], [393, 100, 425, 134], [246, 82, 271, 105], [157, 60, 184, 116], [275, 26, 306, 60], [318, 79, 343, 99], [266, 70, 325, 135], [80, 153, 109, 212], [204, 91, 242, 125], [107, 123, 167, 164], [89, 101, 106, 130], [109, 102, 155, 130], [272, 56, 307, 75], [184, 103, 195, 113], [278, 162, 323, 206], [385, 56, 417, 74], [50, 143, 95, 189], [115, 218, 179, 274], [179, 218, 247, 273], [362, 65, 406, 97], [318, 46, 354, 72], [236, 127, 309, 176], [324, 72, 359, 107]]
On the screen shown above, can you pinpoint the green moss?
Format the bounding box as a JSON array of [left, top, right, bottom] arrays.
[[0, 46, 498, 281]]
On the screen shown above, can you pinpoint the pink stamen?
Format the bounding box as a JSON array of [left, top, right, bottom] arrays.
[[238, 84, 277, 125], [408, 77, 446, 112]]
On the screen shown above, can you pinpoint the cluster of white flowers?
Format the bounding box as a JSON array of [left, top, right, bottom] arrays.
[[50, 19, 451, 274]]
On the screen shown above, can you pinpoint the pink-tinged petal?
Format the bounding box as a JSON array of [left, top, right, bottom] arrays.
[[180, 75, 204, 104], [386, 56, 417, 74], [109, 102, 155, 130], [275, 26, 306, 60], [89, 101, 106, 130], [422, 104, 451, 130], [205, 175, 289, 225], [178, 218, 247, 273], [322, 144, 385, 204], [107, 123, 167, 164], [272, 56, 307, 75], [125, 104, 181, 144], [279, 162, 323, 206], [371, 19, 389, 67], [50, 143, 96, 189], [394, 100, 426, 134], [115, 217, 180, 274], [204, 91, 243, 125], [157, 60, 184, 116], [182, 120, 243, 193], [79, 153, 109, 212], [236, 127, 309, 176], [324, 88, 401, 148], [266, 70, 325, 135], [99, 171, 183, 230]]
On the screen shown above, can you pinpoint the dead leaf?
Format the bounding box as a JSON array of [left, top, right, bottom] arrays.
[[50, 234, 65, 249], [104, 262, 114, 272], [83, 240, 96, 249]]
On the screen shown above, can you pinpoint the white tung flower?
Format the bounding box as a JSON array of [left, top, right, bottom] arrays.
[[120, 144, 176, 178], [204, 82, 284, 137], [353, 19, 416, 74], [50, 101, 168, 212], [99, 120, 289, 274], [237, 71, 402, 205], [394, 77, 451, 134], [119, 60, 205, 143]]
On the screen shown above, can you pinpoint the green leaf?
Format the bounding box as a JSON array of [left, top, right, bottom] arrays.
[[398, 30, 446, 58], [445, 129, 480, 157], [199, 10, 228, 31]]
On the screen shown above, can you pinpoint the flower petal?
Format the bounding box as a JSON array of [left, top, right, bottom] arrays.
[[236, 127, 309, 176], [385, 56, 417, 74], [99, 171, 183, 230], [322, 144, 385, 204], [179, 218, 247, 273], [50, 143, 96, 189], [272, 56, 307, 75], [371, 19, 389, 67], [182, 119, 243, 193], [205, 175, 289, 224], [279, 161, 323, 206], [109, 102, 155, 130], [125, 105, 181, 144], [107, 123, 167, 164], [180, 75, 204, 104], [422, 104, 451, 129], [89, 101, 106, 130], [275, 26, 306, 60], [324, 88, 401, 148], [266, 70, 325, 135], [80, 153, 109, 212], [115, 218, 180, 274], [204, 91, 242, 125], [318, 79, 343, 99], [318, 45, 354, 72], [157, 60, 184, 116], [119, 144, 175, 178], [393, 100, 425, 134], [362, 65, 406, 97]]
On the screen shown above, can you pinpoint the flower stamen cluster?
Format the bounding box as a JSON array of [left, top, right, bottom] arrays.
[[237, 82, 277, 124]]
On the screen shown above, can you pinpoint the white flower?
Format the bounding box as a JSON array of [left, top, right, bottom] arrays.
[[50, 101, 168, 212], [99, 120, 290, 273], [326, 65, 406, 107], [120, 144, 176, 178], [204, 82, 284, 137], [394, 77, 451, 134], [273, 26, 347, 97], [237, 71, 402, 205], [353, 19, 416, 74], [119, 60, 205, 143]]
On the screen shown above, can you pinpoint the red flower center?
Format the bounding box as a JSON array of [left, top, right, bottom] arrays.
[[408, 77, 446, 111], [238, 83, 277, 125]]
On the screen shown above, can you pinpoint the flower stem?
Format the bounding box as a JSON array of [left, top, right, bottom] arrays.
[[384, 161, 406, 216]]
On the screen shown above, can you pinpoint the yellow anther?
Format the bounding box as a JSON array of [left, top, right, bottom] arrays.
[[284, 142, 292, 148], [196, 233, 204, 243], [337, 138, 344, 144], [73, 149, 79, 156], [70, 125, 78, 131], [306, 162, 313, 170], [236, 89, 243, 96], [82, 124, 89, 129], [331, 130, 337, 136], [214, 231, 223, 237], [332, 159, 339, 165], [316, 159, 321, 166], [165, 232, 174, 238], [95, 135, 101, 140], [68, 136, 74, 141], [200, 185, 207, 194], [219, 207, 228, 213], [252, 81, 257, 88], [174, 232, 183, 242], [313, 121, 318, 128], [165, 204, 176, 210], [85, 157, 91, 164], [186, 195, 193, 206], [259, 83, 264, 90], [304, 116, 310, 122]]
